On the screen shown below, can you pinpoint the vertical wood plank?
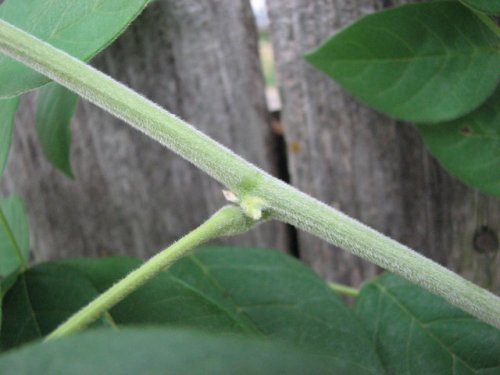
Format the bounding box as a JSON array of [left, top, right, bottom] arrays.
[[1, 1, 287, 261], [267, 0, 500, 290]]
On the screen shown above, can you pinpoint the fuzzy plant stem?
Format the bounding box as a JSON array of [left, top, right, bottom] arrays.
[[1, 20, 499, 329], [46, 205, 258, 341]]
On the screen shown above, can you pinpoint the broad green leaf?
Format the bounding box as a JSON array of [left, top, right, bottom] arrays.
[[0, 269, 19, 297], [0, 181, 28, 336], [0, 263, 105, 350], [36, 83, 79, 177], [0, 96, 19, 177], [0, 327, 352, 374], [416, 85, 500, 197], [0, 270, 20, 334], [354, 273, 500, 375], [62, 256, 260, 335], [460, 0, 500, 14], [0, 195, 29, 279], [0, 0, 148, 98], [60, 246, 384, 373], [305, 1, 500, 123]]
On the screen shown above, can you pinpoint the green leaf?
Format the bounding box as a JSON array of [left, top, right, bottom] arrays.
[[0, 195, 29, 279], [0, 270, 21, 335], [0, 183, 28, 336], [459, 0, 500, 15], [62, 256, 259, 335], [36, 83, 79, 177], [0, 263, 105, 350], [416, 85, 500, 197], [0, 96, 19, 177], [354, 273, 500, 374], [0, 269, 20, 296], [305, 1, 500, 123], [60, 246, 384, 373], [0, 0, 148, 98], [0, 327, 356, 374]]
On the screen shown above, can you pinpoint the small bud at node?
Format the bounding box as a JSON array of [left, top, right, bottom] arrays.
[[222, 190, 238, 203]]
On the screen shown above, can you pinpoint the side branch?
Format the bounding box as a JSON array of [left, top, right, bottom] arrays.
[[46, 205, 258, 341]]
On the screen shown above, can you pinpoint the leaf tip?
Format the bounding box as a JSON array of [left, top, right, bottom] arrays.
[[54, 159, 75, 180], [303, 48, 321, 67]]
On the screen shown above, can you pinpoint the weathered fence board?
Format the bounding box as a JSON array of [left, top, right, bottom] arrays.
[[1, 1, 287, 261], [267, 0, 499, 290]]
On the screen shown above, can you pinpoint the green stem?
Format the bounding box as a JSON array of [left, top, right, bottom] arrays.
[[45, 205, 257, 341], [1, 20, 499, 329], [328, 282, 359, 297]]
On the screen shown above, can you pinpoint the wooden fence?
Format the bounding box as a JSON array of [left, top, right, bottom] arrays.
[[1, 0, 498, 290]]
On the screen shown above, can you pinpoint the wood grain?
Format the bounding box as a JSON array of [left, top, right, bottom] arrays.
[[1, 1, 287, 262], [267, 0, 500, 290]]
